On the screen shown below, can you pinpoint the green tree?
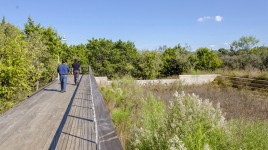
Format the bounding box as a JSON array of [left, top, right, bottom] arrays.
[[24, 17, 63, 82], [0, 21, 32, 112], [86, 38, 115, 77], [86, 38, 139, 78], [161, 44, 190, 77], [191, 48, 222, 71], [137, 50, 163, 79], [65, 44, 88, 72], [230, 36, 259, 51], [113, 40, 139, 78]]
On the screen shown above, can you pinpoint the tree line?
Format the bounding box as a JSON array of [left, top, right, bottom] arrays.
[[1, 17, 268, 113]]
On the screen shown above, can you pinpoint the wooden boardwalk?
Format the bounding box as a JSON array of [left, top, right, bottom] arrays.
[[0, 73, 122, 150]]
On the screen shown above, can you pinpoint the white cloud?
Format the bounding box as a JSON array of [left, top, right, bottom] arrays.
[[197, 15, 223, 22], [197, 16, 211, 22], [224, 43, 230, 48], [209, 45, 215, 48], [215, 16, 223, 22]]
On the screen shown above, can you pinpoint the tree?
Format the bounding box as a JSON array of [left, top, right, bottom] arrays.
[[230, 36, 259, 51], [113, 40, 139, 77], [137, 50, 162, 79], [66, 44, 88, 68], [86, 38, 115, 77], [191, 48, 222, 71], [161, 45, 190, 77], [0, 21, 32, 111], [86, 38, 139, 78], [24, 17, 60, 83]]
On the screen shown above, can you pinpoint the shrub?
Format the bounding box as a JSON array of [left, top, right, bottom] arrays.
[[102, 79, 268, 149], [130, 91, 229, 150], [166, 92, 228, 150], [229, 120, 268, 150], [100, 77, 144, 148], [130, 93, 167, 150]]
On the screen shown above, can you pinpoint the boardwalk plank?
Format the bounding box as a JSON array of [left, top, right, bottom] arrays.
[[0, 73, 121, 150], [0, 76, 76, 150]]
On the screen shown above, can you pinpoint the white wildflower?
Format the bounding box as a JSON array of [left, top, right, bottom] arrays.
[[173, 91, 179, 97], [203, 143, 210, 150], [168, 135, 187, 150]]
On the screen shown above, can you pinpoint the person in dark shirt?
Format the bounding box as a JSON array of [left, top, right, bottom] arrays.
[[72, 59, 80, 85], [57, 59, 70, 92]]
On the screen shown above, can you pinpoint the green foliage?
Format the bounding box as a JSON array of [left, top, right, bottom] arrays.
[[100, 77, 144, 148], [112, 107, 130, 127], [24, 17, 60, 83], [166, 92, 228, 150], [0, 21, 32, 112], [218, 46, 268, 70], [129, 91, 229, 150], [230, 36, 259, 51], [137, 50, 163, 79], [0, 17, 67, 114], [131, 91, 229, 150], [86, 38, 139, 78], [191, 48, 222, 71], [229, 120, 268, 150], [113, 40, 139, 77], [66, 44, 88, 66], [161, 45, 190, 77], [102, 78, 268, 150], [130, 94, 167, 150]]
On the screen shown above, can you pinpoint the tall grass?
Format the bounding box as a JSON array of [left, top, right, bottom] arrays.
[[229, 120, 268, 150], [130, 91, 229, 150], [216, 69, 268, 80], [131, 93, 167, 150], [100, 77, 144, 148], [100, 77, 268, 150]]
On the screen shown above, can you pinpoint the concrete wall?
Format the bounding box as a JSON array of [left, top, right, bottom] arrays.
[[95, 77, 109, 85], [134, 79, 180, 85], [179, 74, 220, 85], [94, 74, 221, 86]]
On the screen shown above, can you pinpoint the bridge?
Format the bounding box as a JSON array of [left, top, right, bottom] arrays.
[[0, 68, 123, 150]]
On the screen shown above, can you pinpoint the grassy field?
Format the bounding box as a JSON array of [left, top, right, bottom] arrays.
[[187, 69, 268, 80], [145, 81, 268, 121], [100, 77, 268, 150]]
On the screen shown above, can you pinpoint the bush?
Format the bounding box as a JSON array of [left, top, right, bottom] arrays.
[[166, 92, 228, 150], [130, 94, 167, 150], [100, 77, 144, 148], [102, 79, 268, 150], [229, 120, 268, 150], [130, 91, 229, 150]]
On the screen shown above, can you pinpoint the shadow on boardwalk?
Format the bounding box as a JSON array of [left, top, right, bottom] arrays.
[[49, 75, 97, 150]]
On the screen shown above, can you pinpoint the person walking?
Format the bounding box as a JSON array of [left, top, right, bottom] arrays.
[[57, 59, 70, 93], [72, 59, 80, 85]]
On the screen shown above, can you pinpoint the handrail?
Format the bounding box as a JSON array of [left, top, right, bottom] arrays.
[[88, 69, 99, 149], [88, 66, 123, 150], [27, 79, 58, 98]]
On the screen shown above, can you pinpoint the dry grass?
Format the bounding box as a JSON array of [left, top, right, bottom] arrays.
[[184, 69, 268, 80], [218, 69, 268, 80], [143, 82, 268, 121], [102, 78, 268, 149]]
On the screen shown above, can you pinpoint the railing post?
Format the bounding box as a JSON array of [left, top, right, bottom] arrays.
[[36, 81, 39, 91]]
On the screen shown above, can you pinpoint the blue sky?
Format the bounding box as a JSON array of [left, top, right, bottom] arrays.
[[1, 0, 267, 51]]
